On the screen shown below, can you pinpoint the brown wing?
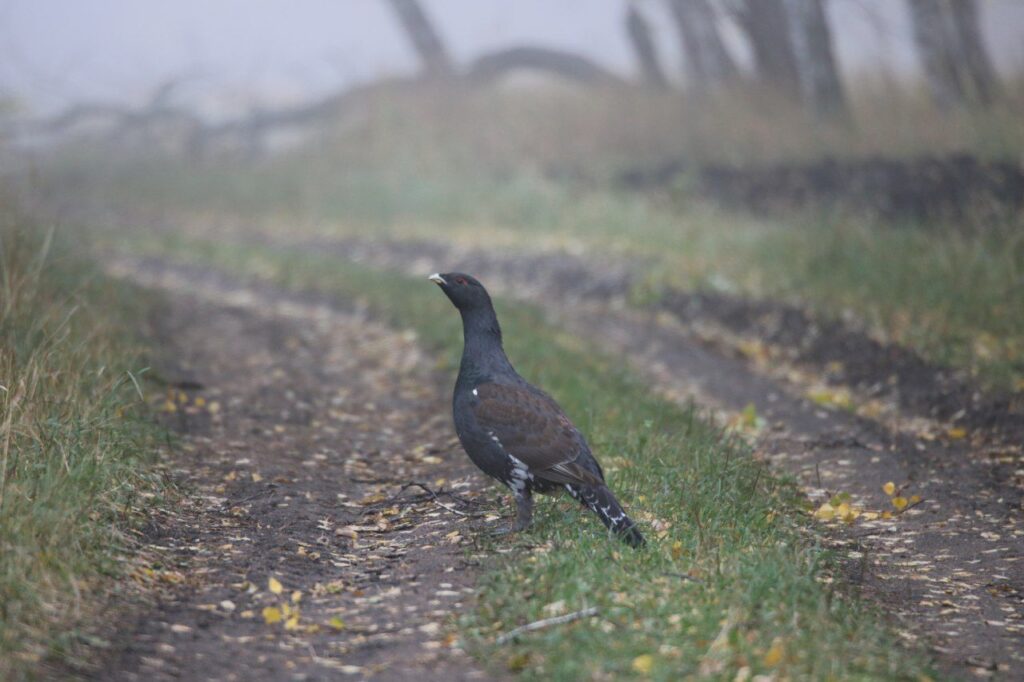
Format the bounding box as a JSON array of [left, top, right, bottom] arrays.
[[471, 382, 602, 487]]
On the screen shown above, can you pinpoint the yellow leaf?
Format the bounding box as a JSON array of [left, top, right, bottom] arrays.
[[881, 511, 893, 519], [762, 638, 784, 667], [947, 427, 967, 440], [328, 616, 346, 631], [837, 503, 858, 523], [268, 576, 283, 594], [882, 481, 896, 496], [631, 654, 654, 674], [284, 615, 301, 631], [910, 494, 921, 504], [671, 540, 683, 560], [262, 606, 282, 624], [891, 496, 908, 511], [291, 590, 302, 603], [813, 503, 835, 521]]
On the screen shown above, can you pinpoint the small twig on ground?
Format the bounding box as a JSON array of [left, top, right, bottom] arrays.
[[230, 487, 278, 505], [661, 571, 705, 584], [495, 607, 599, 645], [385, 481, 486, 517]]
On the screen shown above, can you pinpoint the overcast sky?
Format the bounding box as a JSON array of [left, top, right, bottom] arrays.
[[2, 0, 1022, 116]]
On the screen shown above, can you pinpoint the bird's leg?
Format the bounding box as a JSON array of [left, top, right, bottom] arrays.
[[489, 488, 532, 536], [513, 488, 533, 531]]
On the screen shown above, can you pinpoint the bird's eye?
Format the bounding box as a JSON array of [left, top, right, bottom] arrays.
[[455, 276, 468, 285]]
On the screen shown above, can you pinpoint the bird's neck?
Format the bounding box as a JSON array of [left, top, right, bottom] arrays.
[[458, 306, 513, 383]]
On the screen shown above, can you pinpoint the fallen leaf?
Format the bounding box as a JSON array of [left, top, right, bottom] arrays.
[[263, 607, 282, 625], [883, 481, 896, 496], [632, 654, 654, 674], [763, 638, 784, 667], [268, 576, 283, 594], [814, 503, 835, 521], [328, 616, 346, 631], [892, 496, 908, 511]]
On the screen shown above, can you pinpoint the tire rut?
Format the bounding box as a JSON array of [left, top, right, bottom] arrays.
[[99, 259, 498, 681]]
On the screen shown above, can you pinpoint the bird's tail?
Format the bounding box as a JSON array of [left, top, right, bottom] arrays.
[[573, 484, 645, 548]]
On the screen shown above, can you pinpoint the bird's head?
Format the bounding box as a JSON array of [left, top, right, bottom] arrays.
[[428, 272, 493, 313]]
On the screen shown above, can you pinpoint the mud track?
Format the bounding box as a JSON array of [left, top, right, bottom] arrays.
[[288, 236, 1024, 679], [99, 260, 501, 681]]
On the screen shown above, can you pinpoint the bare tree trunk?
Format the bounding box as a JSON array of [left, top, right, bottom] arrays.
[[948, 0, 1000, 104], [626, 4, 669, 89], [784, 0, 848, 119], [907, 0, 965, 108], [385, 0, 453, 78], [665, 0, 738, 90], [733, 0, 802, 98]]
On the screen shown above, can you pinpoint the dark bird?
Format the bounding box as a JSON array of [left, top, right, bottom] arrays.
[[429, 272, 645, 547]]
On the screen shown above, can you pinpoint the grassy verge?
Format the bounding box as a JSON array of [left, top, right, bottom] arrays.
[[120, 231, 934, 679], [0, 207, 162, 678]]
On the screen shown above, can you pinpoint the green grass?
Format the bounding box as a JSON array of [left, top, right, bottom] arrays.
[[118, 231, 934, 679], [0, 207, 162, 678]]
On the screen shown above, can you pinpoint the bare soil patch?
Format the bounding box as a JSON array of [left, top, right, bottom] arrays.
[[97, 260, 500, 681]]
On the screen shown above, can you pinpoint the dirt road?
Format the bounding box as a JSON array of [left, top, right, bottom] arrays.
[[101, 240, 1024, 679], [99, 260, 499, 681]]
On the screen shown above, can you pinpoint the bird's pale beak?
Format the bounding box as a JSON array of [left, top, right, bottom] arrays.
[[428, 273, 446, 286]]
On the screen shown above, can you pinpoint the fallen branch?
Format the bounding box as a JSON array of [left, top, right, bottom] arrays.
[[495, 607, 599, 645]]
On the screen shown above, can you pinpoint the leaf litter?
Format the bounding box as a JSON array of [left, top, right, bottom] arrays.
[[99, 261, 500, 681]]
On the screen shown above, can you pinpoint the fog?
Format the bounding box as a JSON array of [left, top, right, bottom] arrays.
[[3, 0, 1023, 117]]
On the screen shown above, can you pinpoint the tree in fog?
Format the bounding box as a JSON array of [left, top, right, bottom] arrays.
[[386, 0, 453, 78], [947, 0, 1000, 104], [626, 3, 669, 89], [665, 0, 738, 90], [907, 0, 1000, 108], [784, 0, 848, 119], [729, 0, 802, 99]]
